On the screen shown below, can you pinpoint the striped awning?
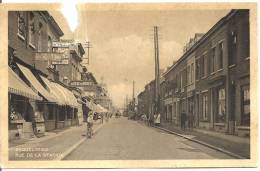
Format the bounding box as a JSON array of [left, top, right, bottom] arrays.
[[40, 76, 65, 106], [8, 67, 42, 101], [50, 82, 79, 108], [17, 64, 56, 102]]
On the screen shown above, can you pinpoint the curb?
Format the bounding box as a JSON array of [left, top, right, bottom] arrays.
[[57, 123, 104, 160], [153, 126, 246, 159]]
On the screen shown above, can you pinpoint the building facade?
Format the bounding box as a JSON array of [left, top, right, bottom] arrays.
[[137, 9, 250, 137], [8, 11, 81, 140]]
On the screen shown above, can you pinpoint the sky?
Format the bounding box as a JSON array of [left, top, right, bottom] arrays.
[[50, 6, 229, 108]]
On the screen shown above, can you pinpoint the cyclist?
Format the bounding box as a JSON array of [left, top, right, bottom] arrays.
[[87, 110, 94, 138]]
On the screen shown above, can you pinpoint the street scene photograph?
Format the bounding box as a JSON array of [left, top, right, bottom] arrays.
[[3, 2, 255, 166]]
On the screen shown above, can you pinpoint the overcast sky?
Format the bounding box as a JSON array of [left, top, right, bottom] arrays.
[[50, 7, 229, 108]]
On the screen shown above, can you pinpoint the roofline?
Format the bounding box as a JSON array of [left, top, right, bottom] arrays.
[[162, 9, 237, 77], [40, 11, 64, 37]]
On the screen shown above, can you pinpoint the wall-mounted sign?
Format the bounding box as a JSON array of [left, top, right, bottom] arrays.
[[52, 41, 71, 48], [70, 81, 95, 86], [52, 59, 69, 65]]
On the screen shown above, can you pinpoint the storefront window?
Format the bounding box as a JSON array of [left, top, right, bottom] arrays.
[[216, 88, 226, 123], [173, 102, 177, 117], [202, 93, 208, 120], [241, 85, 250, 126]]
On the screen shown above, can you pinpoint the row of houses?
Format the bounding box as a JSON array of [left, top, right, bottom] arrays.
[[137, 9, 250, 137], [8, 11, 112, 140]]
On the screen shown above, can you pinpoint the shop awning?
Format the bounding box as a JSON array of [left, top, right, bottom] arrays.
[[50, 82, 79, 108], [40, 76, 66, 106], [8, 67, 42, 101], [17, 64, 56, 102]]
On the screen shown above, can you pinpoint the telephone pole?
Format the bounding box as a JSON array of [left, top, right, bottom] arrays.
[[154, 26, 160, 114], [132, 80, 135, 111]]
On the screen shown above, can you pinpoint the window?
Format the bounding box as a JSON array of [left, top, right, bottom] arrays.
[[218, 42, 224, 69], [169, 105, 172, 121], [216, 88, 226, 123], [191, 63, 194, 83], [48, 36, 52, 52], [201, 55, 205, 77], [28, 12, 36, 48], [17, 12, 26, 39], [173, 102, 177, 117], [38, 22, 43, 52], [229, 31, 237, 66], [202, 93, 208, 120], [241, 85, 250, 126], [195, 58, 200, 80], [211, 48, 216, 73], [180, 71, 183, 89], [204, 54, 207, 76], [187, 65, 191, 84]]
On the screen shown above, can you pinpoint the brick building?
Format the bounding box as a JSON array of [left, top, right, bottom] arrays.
[[137, 9, 250, 137], [8, 11, 80, 140]]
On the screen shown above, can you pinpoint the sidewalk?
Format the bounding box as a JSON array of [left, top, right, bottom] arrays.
[[9, 120, 104, 160], [155, 122, 250, 159]]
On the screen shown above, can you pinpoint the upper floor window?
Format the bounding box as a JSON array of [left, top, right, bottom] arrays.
[[229, 31, 237, 66], [38, 22, 43, 52], [211, 47, 216, 73], [28, 12, 36, 48], [191, 63, 194, 83], [48, 36, 52, 52], [201, 55, 205, 77], [180, 71, 183, 89], [17, 12, 26, 40], [203, 54, 208, 76], [218, 42, 224, 69], [195, 58, 200, 80], [187, 65, 191, 85]]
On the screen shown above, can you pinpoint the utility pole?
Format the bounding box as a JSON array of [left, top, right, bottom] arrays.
[[126, 95, 128, 116], [132, 80, 135, 111], [154, 26, 160, 114]]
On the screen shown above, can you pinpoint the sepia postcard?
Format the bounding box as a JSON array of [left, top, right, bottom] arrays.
[[0, 2, 258, 168]]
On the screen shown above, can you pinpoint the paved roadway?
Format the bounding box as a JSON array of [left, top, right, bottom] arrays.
[[64, 117, 233, 160]]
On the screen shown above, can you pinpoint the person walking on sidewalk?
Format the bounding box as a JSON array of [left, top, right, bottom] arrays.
[[181, 111, 187, 131], [188, 108, 194, 130], [87, 110, 94, 138]]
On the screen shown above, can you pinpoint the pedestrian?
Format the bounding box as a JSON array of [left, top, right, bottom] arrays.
[[188, 110, 194, 130], [87, 110, 94, 138], [154, 112, 161, 126], [181, 111, 187, 131]]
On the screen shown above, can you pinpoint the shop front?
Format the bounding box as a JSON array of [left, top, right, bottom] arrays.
[[8, 67, 42, 140], [17, 63, 57, 135]]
